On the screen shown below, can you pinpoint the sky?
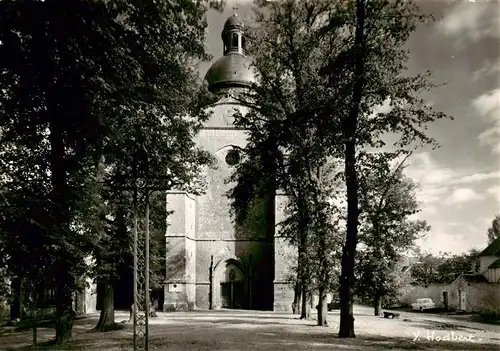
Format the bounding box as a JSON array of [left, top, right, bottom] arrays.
[[199, 0, 500, 255]]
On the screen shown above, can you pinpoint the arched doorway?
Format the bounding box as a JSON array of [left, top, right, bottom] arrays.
[[214, 259, 245, 309]]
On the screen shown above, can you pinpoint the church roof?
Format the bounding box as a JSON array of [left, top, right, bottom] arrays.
[[205, 53, 255, 92], [205, 14, 255, 93]]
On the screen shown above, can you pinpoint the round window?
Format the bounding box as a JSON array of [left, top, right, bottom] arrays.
[[225, 149, 240, 166]]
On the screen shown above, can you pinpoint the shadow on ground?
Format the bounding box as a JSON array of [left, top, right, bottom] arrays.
[[1, 312, 498, 351]]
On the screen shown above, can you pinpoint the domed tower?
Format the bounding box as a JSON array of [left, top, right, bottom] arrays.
[[205, 14, 255, 94], [164, 14, 276, 312]]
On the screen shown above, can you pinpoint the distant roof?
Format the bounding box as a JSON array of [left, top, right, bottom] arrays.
[[489, 258, 500, 269], [456, 274, 488, 283], [479, 237, 500, 257]]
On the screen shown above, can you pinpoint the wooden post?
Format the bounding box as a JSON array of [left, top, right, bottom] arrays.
[[248, 255, 252, 309], [132, 188, 138, 348], [144, 190, 150, 351]]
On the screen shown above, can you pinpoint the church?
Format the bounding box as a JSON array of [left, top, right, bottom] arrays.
[[163, 14, 295, 312]]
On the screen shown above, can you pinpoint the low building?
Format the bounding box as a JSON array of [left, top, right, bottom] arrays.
[[399, 238, 500, 315]]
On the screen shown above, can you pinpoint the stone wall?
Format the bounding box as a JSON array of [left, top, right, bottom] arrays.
[[193, 239, 273, 310], [462, 283, 500, 315], [164, 192, 196, 311], [164, 98, 277, 311], [84, 278, 97, 314], [273, 192, 295, 311], [194, 137, 247, 242], [398, 284, 449, 308], [399, 281, 500, 315], [449, 278, 500, 315]]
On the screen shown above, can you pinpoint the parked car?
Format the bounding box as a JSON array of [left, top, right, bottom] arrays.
[[411, 298, 436, 312]]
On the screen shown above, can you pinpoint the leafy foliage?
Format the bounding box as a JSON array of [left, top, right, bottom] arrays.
[[487, 214, 500, 245], [228, 0, 364, 324], [228, 0, 451, 336], [0, 0, 221, 342], [410, 249, 481, 286], [355, 153, 429, 307]]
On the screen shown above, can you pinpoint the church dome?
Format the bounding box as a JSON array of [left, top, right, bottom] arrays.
[[205, 53, 255, 92], [205, 14, 255, 93]]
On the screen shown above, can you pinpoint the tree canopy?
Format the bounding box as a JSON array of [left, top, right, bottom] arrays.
[[229, 0, 451, 338], [487, 214, 500, 245], [0, 0, 221, 343]]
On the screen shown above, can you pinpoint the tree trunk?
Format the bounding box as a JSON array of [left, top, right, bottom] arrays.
[[93, 279, 116, 332], [292, 282, 301, 315], [54, 275, 74, 345], [50, 109, 75, 345], [300, 284, 310, 319], [373, 294, 382, 316], [297, 225, 310, 320], [10, 278, 22, 322], [338, 0, 366, 339], [317, 286, 328, 326], [316, 210, 328, 326]]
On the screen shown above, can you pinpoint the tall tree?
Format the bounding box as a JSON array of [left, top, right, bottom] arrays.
[[318, 0, 450, 337], [356, 152, 429, 316], [0, 0, 220, 343], [230, 0, 345, 322], [487, 214, 500, 244], [230, 0, 449, 337], [335, 0, 366, 337], [88, 104, 214, 332]]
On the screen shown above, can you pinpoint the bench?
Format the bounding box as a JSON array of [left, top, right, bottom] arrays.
[[383, 311, 400, 319]]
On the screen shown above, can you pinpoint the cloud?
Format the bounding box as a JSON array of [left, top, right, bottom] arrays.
[[405, 152, 500, 207], [472, 88, 500, 154], [487, 185, 500, 202], [472, 60, 500, 82], [405, 152, 455, 205], [478, 126, 500, 154], [437, 2, 500, 43], [444, 187, 483, 205], [403, 152, 499, 254], [415, 220, 485, 255], [406, 152, 455, 185], [454, 171, 500, 184], [472, 88, 500, 120]]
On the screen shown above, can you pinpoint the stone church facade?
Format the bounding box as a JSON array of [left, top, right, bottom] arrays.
[[163, 14, 295, 312]]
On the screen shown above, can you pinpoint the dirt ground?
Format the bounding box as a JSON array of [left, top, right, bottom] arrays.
[[1, 306, 499, 350]]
